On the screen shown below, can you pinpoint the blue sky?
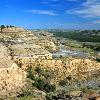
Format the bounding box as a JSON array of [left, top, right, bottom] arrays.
[[0, 0, 100, 29]]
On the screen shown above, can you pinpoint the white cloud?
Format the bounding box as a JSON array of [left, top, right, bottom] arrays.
[[66, 0, 100, 18], [25, 10, 58, 16], [82, 0, 99, 6]]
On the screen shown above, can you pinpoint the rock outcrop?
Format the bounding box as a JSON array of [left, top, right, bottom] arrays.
[[15, 57, 100, 86], [16, 58, 100, 74], [0, 44, 26, 98], [10, 43, 52, 60], [34, 39, 56, 51]]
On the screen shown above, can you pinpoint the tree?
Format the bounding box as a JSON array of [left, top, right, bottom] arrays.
[[6, 25, 9, 28], [0, 25, 5, 32], [10, 25, 14, 28]]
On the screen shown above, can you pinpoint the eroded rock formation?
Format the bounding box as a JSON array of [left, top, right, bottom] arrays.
[[0, 44, 26, 98]]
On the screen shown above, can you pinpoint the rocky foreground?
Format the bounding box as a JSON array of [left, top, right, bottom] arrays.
[[0, 44, 26, 99], [0, 26, 99, 100]]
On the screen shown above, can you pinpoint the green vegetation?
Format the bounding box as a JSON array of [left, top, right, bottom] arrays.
[[49, 30, 99, 56], [32, 79, 56, 92], [0, 25, 15, 32], [80, 88, 95, 94], [19, 65, 100, 100], [17, 92, 32, 99], [60, 39, 95, 55], [96, 58, 100, 62], [0, 25, 5, 32], [19, 96, 32, 100], [52, 31, 100, 43], [59, 80, 66, 86], [27, 67, 56, 93]]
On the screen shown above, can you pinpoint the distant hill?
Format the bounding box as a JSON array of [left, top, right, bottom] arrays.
[[50, 30, 100, 43]]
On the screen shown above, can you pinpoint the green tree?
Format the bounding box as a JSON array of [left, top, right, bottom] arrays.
[[6, 25, 9, 28], [10, 25, 14, 28], [0, 25, 5, 32]]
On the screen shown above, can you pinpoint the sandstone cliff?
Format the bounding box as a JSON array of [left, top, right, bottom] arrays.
[[0, 44, 26, 99]]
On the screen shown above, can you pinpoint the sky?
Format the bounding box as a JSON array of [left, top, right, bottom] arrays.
[[0, 0, 100, 29]]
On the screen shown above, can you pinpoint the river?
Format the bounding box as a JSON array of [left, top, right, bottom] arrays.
[[52, 45, 88, 58]]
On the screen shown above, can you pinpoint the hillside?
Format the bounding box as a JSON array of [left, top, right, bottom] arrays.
[[0, 26, 99, 99], [52, 30, 100, 43]]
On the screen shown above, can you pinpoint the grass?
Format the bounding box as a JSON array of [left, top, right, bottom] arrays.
[[19, 96, 32, 100]]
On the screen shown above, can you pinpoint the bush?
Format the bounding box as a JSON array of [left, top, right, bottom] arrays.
[[33, 78, 45, 90], [45, 84, 56, 92], [35, 66, 45, 77], [27, 68, 35, 80], [66, 76, 72, 81], [35, 67, 42, 74], [96, 58, 100, 62], [46, 93, 53, 100], [27, 67, 56, 93], [59, 80, 66, 86], [46, 93, 58, 100], [17, 90, 32, 98], [32, 77, 56, 92]]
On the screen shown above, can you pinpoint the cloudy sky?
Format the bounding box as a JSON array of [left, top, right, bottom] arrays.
[[0, 0, 100, 29]]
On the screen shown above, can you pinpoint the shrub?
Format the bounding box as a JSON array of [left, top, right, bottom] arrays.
[[27, 67, 56, 93], [46, 93, 53, 100], [32, 77, 56, 92], [59, 80, 66, 86], [27, 68, 35, 80], [17, 90, 32, 98], [35, 78, 45, 90], [0, 25, 5, 32], [66, 76, 72, 80], [45, 84, 56, 92], [35, 67, 43, 75], [96, 58, 100, 62]]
